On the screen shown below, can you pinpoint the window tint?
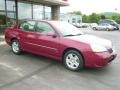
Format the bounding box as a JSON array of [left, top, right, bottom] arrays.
[[72, 18, 76, 23], [20, 21, 36, 32], [99, 23, 104, 25], [36, 22, 54, 34], [99, 20, 117, 25]]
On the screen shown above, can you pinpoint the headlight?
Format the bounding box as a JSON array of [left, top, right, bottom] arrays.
[[90, 45, 107, 52]]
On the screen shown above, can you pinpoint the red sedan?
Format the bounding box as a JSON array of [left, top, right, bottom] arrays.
[[5, 20, 117, 71]]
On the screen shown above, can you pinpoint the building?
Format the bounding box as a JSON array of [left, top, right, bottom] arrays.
[[0, 0, 69, 24], [60, 13, 82, 24]]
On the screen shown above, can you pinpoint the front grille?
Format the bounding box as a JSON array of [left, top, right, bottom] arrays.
[[108, 48, 113, 53]]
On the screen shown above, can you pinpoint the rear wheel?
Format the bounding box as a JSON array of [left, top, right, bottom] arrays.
[[93, 27, 97, 30], [11, 39, 21, 54], [63, 50, 84, 71], [106, 28, 110, 31]]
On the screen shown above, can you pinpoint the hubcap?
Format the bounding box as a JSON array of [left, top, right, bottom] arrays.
[[106, 28, 109, 31], [66, 53, 80, 69], [12, 41, 19, 53]]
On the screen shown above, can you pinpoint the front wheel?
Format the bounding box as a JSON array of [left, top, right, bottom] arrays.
[[11, 39, 21, 54], [63, 50, 84, 71]]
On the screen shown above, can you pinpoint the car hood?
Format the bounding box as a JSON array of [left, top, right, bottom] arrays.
[[65, 34, 112, 48]]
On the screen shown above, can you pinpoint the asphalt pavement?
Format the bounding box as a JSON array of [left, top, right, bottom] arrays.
[[0, 28, 120, 90]]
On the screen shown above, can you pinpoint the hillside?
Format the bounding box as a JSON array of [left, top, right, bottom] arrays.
[[101, 12, 120, 17]]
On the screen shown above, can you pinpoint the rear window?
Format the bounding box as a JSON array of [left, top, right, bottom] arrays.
[[99, 19, 117, 25]]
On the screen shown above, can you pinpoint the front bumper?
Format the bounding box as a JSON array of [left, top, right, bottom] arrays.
[[84, 51, 117, 68]]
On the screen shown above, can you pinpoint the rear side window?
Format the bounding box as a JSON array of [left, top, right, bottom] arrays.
[[19, 21, 36, 32]]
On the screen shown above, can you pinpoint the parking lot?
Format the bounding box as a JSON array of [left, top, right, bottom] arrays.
[[0, 28, 120, 90]]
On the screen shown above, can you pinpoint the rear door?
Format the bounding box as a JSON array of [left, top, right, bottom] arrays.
[[18, 20, 38, 53]]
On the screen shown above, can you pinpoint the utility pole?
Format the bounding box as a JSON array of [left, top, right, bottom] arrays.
[[5, 0, 7, 26], [15, 0, 18, 24]]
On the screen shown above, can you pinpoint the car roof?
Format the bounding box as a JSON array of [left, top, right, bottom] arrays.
[[19, 19, 61, 23]]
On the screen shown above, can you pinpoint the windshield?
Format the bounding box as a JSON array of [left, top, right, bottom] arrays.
[[111, 21, 118, 25], [50, 21, 84, 36]]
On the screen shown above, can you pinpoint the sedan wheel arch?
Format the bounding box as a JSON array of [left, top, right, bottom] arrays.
[[63, 48, 84, 60], [62, 48, 85, 71]]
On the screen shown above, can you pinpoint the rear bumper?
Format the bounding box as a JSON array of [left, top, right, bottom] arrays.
[[84, 51, 117, 68]]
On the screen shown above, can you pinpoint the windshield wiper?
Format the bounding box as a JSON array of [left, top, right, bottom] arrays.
[[76, 33, 82, 36], [64, 34, 76, 37], [64, 34, 82, 37]]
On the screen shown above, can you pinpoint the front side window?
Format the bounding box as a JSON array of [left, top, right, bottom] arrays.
[[36, 22, 54, 34], [20, 21, 36, 32]]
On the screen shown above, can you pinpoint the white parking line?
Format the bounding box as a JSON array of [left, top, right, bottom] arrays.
[[0, 62, 23, 77], [0, 41, 6, 45], [0, 35, 4, 38]]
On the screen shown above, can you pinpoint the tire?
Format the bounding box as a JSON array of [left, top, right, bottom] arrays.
[[11, 39, 21, 54], [63, 50, 84, 71], [116, 27, 119, 30], [93, 27, 97, 30], [106, 28, 110, 31]]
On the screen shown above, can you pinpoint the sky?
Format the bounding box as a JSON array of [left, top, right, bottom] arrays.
[[60, 0, 120, 15]]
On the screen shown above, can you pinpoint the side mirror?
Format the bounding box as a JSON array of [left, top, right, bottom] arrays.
[[47, 32, 57, 38]]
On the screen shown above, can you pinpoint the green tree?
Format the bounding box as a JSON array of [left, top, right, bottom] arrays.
[[111, 15, 120, 24], [100, 15, 106, 19], [82, 15, 88, 23], [88, 13, 100, 23], [69, 11, 82, 15]]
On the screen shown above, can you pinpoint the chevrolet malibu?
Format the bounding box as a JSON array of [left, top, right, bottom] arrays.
[[5, 20, 117, 71]]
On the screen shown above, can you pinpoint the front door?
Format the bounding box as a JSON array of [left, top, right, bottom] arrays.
[[35, 21, 60, 58]]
